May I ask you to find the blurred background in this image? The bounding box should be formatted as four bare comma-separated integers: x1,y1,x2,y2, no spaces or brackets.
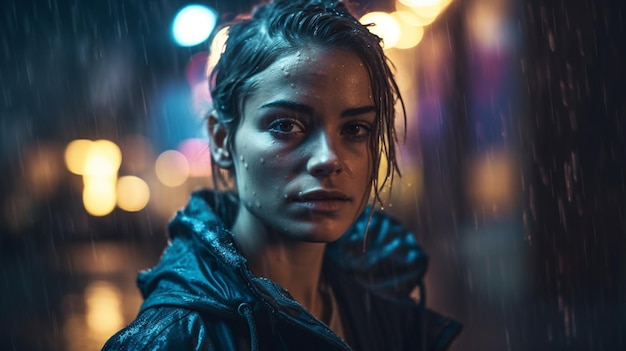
0,0,624,350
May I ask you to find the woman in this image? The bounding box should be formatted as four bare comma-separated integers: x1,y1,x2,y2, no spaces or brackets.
103,0,460,350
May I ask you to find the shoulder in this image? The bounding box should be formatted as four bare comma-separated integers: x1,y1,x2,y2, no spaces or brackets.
102,307,213,351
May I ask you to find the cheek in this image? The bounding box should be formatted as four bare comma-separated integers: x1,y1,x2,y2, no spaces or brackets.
233,139,283,182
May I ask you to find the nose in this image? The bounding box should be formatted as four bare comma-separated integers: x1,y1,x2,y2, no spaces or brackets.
306,132,342,177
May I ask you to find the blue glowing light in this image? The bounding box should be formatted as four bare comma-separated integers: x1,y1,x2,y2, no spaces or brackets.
172,5,217,47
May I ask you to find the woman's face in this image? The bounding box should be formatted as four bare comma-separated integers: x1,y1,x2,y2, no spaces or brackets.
230,47,375,243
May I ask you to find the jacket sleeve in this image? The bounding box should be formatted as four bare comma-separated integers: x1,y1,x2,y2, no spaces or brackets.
101,307,216,351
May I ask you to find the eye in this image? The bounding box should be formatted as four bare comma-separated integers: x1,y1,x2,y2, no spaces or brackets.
342,122,372,140
268,118,305,136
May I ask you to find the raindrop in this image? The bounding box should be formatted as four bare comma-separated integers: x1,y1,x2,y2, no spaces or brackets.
259,157,265,165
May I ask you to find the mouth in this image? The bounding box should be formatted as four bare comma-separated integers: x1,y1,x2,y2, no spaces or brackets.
293,189,351,212
296,189,351,202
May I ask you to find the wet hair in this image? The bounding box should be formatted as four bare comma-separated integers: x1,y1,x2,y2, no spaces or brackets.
208,0,406,207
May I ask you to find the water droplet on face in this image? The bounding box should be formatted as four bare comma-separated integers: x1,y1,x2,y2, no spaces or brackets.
290,83,296,88
259,157,265,165
244,162,249,169
240,155,245,162
283,193,288,199
297,191,303,198
255,200,261,208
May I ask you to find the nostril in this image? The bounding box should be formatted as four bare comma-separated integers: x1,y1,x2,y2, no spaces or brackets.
308,158,342,177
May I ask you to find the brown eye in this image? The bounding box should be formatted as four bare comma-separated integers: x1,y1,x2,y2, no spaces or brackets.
268,118,305,137
275,121,295,132
342,122,372,139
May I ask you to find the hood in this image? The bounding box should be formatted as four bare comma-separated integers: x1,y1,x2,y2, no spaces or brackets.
137,190,252,316
138,190,428,313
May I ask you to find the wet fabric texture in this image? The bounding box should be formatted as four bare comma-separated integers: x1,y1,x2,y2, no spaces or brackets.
102,190,461,350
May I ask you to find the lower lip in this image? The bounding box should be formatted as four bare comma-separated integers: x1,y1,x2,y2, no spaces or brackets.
294,200,348,212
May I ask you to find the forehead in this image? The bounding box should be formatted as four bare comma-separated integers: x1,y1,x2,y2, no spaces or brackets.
273,47,367,79
245,47,374,106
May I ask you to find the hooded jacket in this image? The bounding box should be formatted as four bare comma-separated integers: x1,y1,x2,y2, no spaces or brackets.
103,190,461,351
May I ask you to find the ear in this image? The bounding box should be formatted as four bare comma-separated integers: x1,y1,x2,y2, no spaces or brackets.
208,112,233,169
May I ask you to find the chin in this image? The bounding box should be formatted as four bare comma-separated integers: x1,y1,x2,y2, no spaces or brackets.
290,222,350,243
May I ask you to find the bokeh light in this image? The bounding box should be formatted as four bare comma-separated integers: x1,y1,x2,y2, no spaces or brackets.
391,11,425,49
85,281,124,339
466,151,516,213
178,138,212,177
65,139,95,175
82,140,122,177
467,0,509,49
206,26,230,76
83,177,117,217
172,4,217,47
65,139,122,216
397,0,453,26
116,176,150,212
360,12,401,49
155,150,190,187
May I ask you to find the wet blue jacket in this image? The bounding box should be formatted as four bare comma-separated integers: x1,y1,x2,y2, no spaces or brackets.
102,190,461,350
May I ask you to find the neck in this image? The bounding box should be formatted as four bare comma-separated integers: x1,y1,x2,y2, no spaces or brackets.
232,220,327,318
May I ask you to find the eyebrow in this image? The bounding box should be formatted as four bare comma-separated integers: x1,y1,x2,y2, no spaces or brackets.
260,100,376,118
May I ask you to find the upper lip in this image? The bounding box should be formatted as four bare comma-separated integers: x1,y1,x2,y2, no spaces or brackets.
295,189,351,201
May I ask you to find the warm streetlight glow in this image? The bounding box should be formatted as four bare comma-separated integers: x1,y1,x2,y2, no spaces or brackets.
116,176,150,212
360,12,401,49
155,150,190,187
83,177,117,217
467,0,509,49
65,139,94,175
85,281,124,338
397,0,453,26
65,139,122,176
466,151,516,213
83,140,122,177
66,139,122,216
391,11,425,49
207,26,230,76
